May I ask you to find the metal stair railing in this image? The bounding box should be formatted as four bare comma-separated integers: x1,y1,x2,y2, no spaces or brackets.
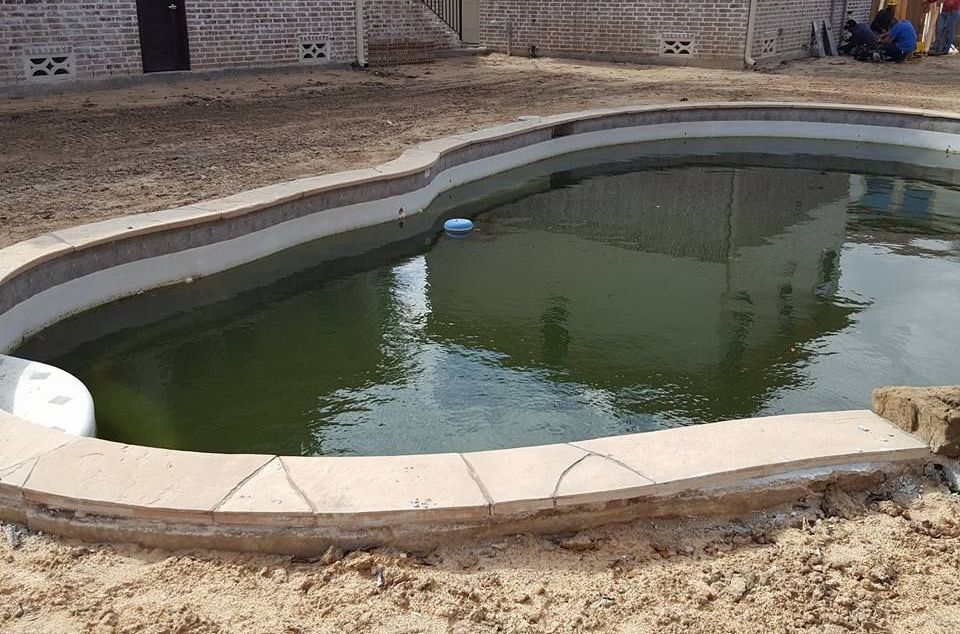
420,0,462,40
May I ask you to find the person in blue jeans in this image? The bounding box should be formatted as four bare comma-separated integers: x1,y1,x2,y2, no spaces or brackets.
877,18,917,61
926,0,960,55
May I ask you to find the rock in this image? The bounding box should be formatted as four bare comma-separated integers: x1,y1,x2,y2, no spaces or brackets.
319,545,344,566
695,586,716,606
821,487,861,520
875,500,904,517
415,579,436,592
468,607,487,623
559,533,596,552
869,565,896,585
590,595,615,609
458,554,480,569
2,525,21,550
725,576,750,602
872,386,960,457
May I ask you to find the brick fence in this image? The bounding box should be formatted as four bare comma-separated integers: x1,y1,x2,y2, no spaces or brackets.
0,0,462,88
1,0,876,89
480,0,872,67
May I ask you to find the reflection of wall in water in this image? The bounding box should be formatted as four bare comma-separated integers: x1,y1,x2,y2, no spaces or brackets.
510,166,852,261
847,173,960,251
424,166,854,408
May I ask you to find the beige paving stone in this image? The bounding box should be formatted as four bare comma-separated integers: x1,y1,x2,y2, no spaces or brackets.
453,119,547,142
462,443,588,514
288,168,384,194
0,234,73,283
0,411,75,472
282,453,488,521
554,454,655,507
0,458,36,508
136,204,223,230
373,149,439,176
51,215,174,249
22,437,272,521
416,137,470,155
214,456,314,525
573,411,930,488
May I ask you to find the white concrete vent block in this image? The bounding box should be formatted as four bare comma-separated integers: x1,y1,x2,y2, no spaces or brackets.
23,47,75,82
299,35,331,64
660,33,696,56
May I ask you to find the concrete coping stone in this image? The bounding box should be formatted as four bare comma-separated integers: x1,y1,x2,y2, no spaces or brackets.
0,409,930,531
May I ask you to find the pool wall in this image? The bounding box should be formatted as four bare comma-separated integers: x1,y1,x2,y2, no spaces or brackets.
0,102,955,552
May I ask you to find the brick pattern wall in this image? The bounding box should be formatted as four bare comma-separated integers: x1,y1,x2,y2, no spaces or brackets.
0,0,142,85
480,0,752,62
0,0,461,86
185,0,360,71
479,0,871,65
752,0,871,61
366,0,462,65
366,0,460,48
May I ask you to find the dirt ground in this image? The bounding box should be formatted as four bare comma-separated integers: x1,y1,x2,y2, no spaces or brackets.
1,472,959,633
4,54,960,633
4,53,960,248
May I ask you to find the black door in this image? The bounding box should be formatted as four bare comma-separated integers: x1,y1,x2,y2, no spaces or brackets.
136,0,190,72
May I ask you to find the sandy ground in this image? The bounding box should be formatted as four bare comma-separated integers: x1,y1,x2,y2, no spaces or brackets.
1,473,959,633
4,54,960,633
4,53,960,248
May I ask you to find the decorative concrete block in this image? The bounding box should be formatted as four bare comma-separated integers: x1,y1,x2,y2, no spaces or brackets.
873,386,960,457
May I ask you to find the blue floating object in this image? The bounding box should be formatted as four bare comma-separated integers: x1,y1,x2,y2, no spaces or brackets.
444,218,474,238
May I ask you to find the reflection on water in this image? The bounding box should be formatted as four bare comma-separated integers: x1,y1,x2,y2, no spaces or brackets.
15,140,960,456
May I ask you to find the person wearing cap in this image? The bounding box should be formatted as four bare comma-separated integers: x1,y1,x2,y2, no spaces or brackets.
926,0,960,55
840,19,879,55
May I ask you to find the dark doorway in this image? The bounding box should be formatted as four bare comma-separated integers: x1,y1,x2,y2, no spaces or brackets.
136,0,190,73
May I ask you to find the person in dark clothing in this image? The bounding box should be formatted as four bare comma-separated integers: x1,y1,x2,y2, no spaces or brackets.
840,19,879,55
871,4,898,33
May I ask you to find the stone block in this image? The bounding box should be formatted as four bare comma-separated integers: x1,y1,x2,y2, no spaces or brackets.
872,386,960,457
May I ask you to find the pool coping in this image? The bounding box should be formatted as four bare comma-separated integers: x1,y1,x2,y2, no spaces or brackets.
0,101,954,551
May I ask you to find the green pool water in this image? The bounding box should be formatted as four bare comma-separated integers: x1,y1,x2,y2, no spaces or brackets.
16,138,960,456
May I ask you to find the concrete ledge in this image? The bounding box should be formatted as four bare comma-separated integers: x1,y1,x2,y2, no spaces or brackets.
0,102,955,551
0,409,932,552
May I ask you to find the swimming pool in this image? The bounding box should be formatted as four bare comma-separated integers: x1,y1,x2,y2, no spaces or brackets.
14,137,960,455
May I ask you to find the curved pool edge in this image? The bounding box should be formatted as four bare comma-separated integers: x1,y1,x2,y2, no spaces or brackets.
0,101,956,551
0,409,934,553
5,101,960,354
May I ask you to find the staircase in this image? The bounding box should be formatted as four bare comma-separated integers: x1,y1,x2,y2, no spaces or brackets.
420,0,462,39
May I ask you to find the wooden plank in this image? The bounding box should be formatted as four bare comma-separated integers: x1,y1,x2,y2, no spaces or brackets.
823,20,839,56
812,20,826,57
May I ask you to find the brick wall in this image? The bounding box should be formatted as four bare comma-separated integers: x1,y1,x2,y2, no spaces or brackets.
0,0,461,87
751,0,871,61
366,0,462,65
185,1,360,71
479,0,870,66
366,0,460,48
0,0,142,85
480,0,752,64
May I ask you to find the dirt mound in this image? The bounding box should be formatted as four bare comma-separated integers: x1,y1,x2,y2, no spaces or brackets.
1,473,958,633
